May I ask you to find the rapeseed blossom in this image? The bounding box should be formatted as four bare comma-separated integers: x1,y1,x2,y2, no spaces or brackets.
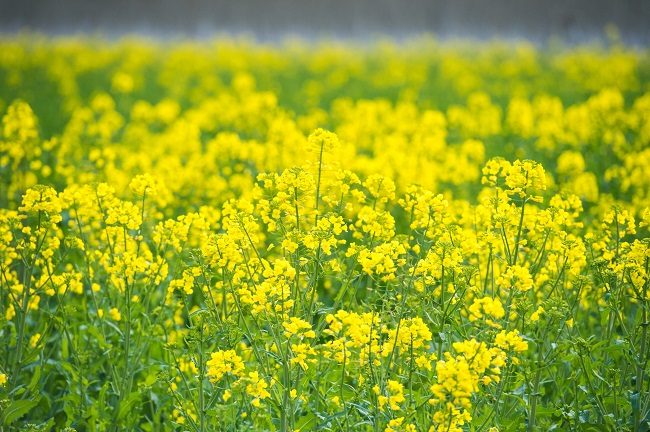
0,36,648,432
245,371,271,401
283,317,315,339
206,350,245,382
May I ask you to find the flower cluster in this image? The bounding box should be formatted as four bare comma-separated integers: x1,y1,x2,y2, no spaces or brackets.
0,35,648,432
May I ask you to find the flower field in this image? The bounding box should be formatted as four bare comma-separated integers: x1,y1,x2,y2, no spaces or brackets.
1,35,650,431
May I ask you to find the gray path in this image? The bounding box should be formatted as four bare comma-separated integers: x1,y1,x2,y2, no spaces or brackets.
1,0,649,45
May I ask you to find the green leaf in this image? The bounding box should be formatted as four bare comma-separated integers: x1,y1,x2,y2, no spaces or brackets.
189,308,209,317
58,361,78,381
86,405,99,431
591,368,607,383
87,325,110,350
1,399,39,425
579,425,611,431
348,402,371,418
143,373,158,387
27,365,42,393
320,409,347,424
533,406,557,417
116,392,141,423
98,381,110,416
104,320,124,337
601,340,627,353
630,390,640,412
61,334,69,358
295,412,317,429
36,418,55,430
22,347,40,364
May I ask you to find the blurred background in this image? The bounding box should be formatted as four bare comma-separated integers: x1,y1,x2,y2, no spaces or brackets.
1,0,649,44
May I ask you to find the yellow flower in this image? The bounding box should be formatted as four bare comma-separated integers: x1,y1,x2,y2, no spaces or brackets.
469,296,506,323
385,417,404,431
504,160,547,201
0,373,7,387
374,380,406,411
530,306,544,322
283,317,315,339
495,330,528,353
290,343,316,370
245,371,271,400
282,239,299,253
207,350,245,382
109,308,121,321
104,199,142,230
129,173,159,197
497,265,534,292
29,333,41,348
19,186,64,224
416,354,433,371
167,270,195,301
363,174,396,204
308,128,340,153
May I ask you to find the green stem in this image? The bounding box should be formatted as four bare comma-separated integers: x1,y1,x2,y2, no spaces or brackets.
578,354,610,422
315,141,325,220
528,340,544,432
294,187,300,232
512,193,527,266
635,285,648,432
438,259,446,360
11,214,46,389
477,362,511,432
199,323,206,432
